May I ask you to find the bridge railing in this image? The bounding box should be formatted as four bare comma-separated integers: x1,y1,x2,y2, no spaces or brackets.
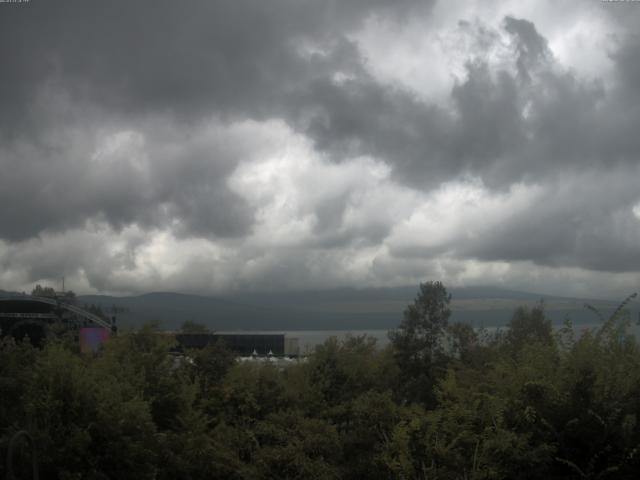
0,295,113,330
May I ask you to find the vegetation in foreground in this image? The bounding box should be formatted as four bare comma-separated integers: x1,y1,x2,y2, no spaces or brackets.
2,282,640,479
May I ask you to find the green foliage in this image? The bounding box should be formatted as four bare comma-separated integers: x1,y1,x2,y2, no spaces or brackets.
25,343,158,479
2,287,640,479
252,412,341,479
306,335,396,405
389,281,452,405
189,339,236,413
391,281,452,357
448,321,482,365
505,303,554,354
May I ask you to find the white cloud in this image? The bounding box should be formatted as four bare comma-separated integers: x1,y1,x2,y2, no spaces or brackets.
354,0,616,102
385,180,542,256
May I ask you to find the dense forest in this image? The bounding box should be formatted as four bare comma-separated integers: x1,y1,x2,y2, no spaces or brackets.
2,282,640,479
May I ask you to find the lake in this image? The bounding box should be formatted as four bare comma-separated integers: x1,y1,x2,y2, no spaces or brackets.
219,320,640,354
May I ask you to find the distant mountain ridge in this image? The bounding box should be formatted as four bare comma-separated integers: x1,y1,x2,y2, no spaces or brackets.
74,286,636,331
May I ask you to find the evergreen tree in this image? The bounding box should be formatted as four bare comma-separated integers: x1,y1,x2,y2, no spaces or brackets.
389,281,451,406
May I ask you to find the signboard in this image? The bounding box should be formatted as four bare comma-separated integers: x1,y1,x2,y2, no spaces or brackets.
79,327,110,354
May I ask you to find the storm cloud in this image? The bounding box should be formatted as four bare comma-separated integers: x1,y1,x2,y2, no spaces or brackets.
1,0,640,297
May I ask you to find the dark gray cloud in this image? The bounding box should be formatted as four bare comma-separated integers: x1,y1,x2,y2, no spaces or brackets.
0,0,429,129
503,16,551,82
458,172,640,273
0,122,254,241
2,3,633,190
1,0,640,295
0,0,430,242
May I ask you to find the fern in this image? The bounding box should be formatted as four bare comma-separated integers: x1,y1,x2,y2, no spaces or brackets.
584,293,637,344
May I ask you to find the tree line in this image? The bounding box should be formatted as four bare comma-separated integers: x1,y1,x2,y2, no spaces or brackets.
1,282,640,479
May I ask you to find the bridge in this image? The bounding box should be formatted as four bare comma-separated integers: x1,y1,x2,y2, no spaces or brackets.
0,295,113,343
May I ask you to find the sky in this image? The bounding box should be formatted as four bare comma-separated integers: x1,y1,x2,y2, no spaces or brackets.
1,0,640,298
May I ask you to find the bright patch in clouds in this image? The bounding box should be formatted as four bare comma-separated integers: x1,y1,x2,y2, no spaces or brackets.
355,0,616,100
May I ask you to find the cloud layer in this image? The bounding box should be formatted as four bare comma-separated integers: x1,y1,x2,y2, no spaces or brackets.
1,0,640,298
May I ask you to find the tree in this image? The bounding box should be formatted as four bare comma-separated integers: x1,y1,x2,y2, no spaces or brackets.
448,321,479,365
506,303,553,354
26,343,159,479
389,281,451,406
191,339,236,395
306,335,393,405
31,284,56,298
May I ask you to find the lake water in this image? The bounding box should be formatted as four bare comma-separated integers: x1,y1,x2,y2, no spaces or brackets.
220,321,640,354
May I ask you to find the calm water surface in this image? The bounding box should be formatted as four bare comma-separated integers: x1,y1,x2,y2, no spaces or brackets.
219,322,640,354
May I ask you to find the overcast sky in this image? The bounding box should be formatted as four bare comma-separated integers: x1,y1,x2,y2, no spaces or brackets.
1,0,640,298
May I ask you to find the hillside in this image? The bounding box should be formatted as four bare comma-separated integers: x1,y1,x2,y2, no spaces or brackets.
76,286,638,331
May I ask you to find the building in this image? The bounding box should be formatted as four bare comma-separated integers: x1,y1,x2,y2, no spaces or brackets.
175,333,300,357
0,294,114,346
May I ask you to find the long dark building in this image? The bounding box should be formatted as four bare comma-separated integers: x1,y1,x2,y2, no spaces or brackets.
175,333,298,356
